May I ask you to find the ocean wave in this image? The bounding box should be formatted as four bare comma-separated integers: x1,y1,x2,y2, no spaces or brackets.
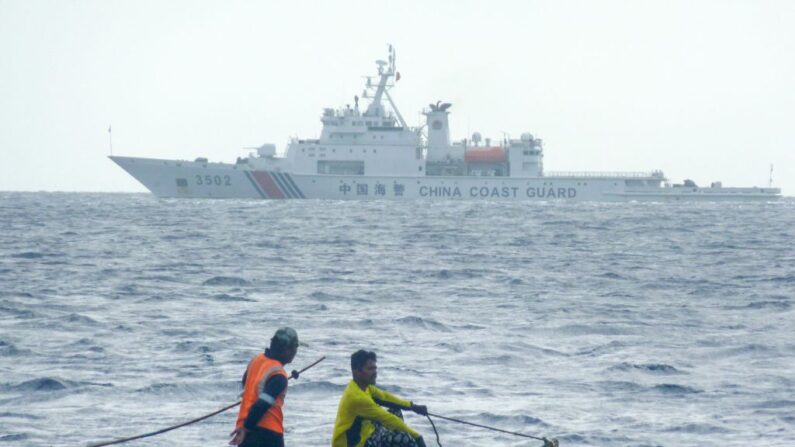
740,300,791,310
596,380,646,393
312,276,358,285
3,377,113,394
453,323,486,330
429,268,492,280
716,343,776,358
134,274,183,283
470,412,545,427
0,412,42,420
514,343,568,357
6,377,68,392
749,399,795,409
576,341,627,356
115,284,141,295
0,340,23,356
309,291,345,301
557,324,633,336
10,252,48,259
63,313,99,325
290,380,347,393
608,362,683,375
394,316,450,331
0,291,34,298
134,382,194,395
506,237,534,247
662,423,729,434
0,305,37,319
0,433,30,442
174,341,217,353
598,272,627,280
254,240,285,249
202,276,251,286
212,293,255,302
479,354,521,365
770,274,795,283
652,384,701,394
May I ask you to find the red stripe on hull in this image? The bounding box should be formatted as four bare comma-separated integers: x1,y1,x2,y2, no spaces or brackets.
251,171,286,199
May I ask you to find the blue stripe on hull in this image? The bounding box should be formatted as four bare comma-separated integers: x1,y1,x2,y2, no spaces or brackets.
282,173,305,199
270,172,295,198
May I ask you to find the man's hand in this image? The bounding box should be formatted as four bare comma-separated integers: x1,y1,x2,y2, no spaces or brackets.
543,438,559,447
228,427,247,445
410,403,428,416
415,436,427,447
291,370,300,379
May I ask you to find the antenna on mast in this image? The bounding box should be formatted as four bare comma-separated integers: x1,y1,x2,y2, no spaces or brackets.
769,164,774,187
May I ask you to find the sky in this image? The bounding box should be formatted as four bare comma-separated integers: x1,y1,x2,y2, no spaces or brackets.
1,0,793,194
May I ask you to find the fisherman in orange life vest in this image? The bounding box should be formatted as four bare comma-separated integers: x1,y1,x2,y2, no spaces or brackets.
230,327,299,447
332,350,429,447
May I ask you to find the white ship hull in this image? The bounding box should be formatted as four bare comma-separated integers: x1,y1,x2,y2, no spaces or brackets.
110,48,782,201
111,156,780,202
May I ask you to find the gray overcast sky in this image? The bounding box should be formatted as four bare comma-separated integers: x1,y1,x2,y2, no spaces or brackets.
1,0,793,195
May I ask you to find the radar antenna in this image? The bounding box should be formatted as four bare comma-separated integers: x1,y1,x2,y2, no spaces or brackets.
769,164,774,188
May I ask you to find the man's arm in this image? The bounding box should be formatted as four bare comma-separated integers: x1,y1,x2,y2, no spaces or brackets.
243,374,287,430
370,387,412,409
371,387,428,415
350,395,421,438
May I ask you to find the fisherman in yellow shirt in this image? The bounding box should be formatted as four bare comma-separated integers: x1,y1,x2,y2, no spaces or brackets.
332,350,428,447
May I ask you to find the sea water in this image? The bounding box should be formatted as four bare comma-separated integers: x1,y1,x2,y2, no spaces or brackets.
1,192,794,447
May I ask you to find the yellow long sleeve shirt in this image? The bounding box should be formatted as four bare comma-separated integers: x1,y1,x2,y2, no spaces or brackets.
332,380,420,447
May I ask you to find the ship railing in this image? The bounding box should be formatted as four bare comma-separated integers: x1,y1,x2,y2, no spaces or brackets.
544,170,665,179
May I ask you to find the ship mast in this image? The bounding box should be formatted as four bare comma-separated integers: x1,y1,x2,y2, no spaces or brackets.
364,45,408,128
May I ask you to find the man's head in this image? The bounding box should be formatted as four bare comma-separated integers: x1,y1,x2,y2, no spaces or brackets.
269,327,299,364
351,350,377,387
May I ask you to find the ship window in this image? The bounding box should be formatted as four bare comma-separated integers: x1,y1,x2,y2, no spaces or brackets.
317,160,364,175
176,178,188,187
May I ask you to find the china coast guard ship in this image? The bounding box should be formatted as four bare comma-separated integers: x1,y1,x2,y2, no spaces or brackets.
111,47,780,201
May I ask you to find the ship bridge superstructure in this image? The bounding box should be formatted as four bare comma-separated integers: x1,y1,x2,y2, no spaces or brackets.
269,45,424,177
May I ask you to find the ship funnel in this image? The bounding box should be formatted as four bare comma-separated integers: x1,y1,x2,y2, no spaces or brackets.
425,101,451,152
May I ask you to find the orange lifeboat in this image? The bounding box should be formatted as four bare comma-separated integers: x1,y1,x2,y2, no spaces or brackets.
465,147,506,163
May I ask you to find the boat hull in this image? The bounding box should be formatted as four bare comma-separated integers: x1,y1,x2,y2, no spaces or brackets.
110,156,781,202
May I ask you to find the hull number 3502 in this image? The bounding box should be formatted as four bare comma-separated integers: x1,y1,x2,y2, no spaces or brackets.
195,174,231,186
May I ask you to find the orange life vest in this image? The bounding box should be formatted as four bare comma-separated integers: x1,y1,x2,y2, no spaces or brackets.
236,354,288,433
